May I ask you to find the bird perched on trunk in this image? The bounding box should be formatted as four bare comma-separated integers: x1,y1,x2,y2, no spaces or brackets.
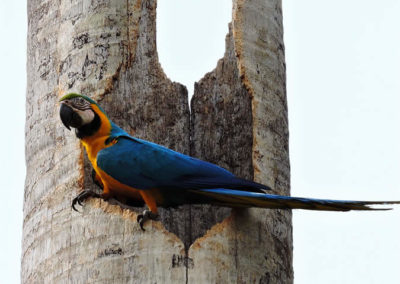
59,93,399,230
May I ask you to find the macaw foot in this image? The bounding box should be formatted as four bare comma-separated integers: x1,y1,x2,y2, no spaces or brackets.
72,190,101,212
137,210,159,231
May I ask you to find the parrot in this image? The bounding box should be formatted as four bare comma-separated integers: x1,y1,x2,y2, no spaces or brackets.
59,93,399,230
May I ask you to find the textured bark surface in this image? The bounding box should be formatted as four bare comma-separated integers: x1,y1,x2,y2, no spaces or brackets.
24,1,187,283
189,1,292,281
189,23,253,249
23,0,292,283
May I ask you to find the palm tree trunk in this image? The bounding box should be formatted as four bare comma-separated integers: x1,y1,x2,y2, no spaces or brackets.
22,0,292,283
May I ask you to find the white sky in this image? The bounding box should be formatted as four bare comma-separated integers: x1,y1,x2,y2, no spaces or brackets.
1,0,399,283
0,2,26,283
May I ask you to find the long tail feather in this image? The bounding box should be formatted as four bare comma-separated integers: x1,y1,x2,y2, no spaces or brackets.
193,188,400,211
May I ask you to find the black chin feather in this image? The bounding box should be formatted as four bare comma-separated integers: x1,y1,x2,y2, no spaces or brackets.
75,112,101,139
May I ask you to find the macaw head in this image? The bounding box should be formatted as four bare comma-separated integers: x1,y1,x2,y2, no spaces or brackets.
59,93,106,138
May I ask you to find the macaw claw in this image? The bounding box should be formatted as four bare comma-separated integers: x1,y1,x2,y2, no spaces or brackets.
137,210,159,231
72,190,101,212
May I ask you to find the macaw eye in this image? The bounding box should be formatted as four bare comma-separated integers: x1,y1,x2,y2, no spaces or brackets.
74,97,87,106
71,97,89,110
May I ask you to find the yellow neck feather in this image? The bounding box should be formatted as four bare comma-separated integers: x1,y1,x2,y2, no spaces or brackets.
81,104,112,163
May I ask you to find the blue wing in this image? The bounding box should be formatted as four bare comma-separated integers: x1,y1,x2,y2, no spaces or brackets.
97,135,269,192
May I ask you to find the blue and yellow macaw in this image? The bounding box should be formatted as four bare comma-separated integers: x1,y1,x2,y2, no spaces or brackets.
59,93,399,230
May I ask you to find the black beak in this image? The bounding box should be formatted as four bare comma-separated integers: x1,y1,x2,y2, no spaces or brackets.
60,103,73,130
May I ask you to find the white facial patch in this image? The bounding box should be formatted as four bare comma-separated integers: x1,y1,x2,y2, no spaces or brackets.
76,108,95,125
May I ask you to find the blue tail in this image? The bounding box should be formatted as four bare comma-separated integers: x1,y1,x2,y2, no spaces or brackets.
192,188,400,211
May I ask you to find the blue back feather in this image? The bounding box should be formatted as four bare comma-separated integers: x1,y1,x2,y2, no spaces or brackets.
97,134,255,190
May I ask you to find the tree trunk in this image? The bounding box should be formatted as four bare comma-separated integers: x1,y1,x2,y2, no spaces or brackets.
22,0,292,283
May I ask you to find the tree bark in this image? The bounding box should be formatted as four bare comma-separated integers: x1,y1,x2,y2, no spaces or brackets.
23,0,292,283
